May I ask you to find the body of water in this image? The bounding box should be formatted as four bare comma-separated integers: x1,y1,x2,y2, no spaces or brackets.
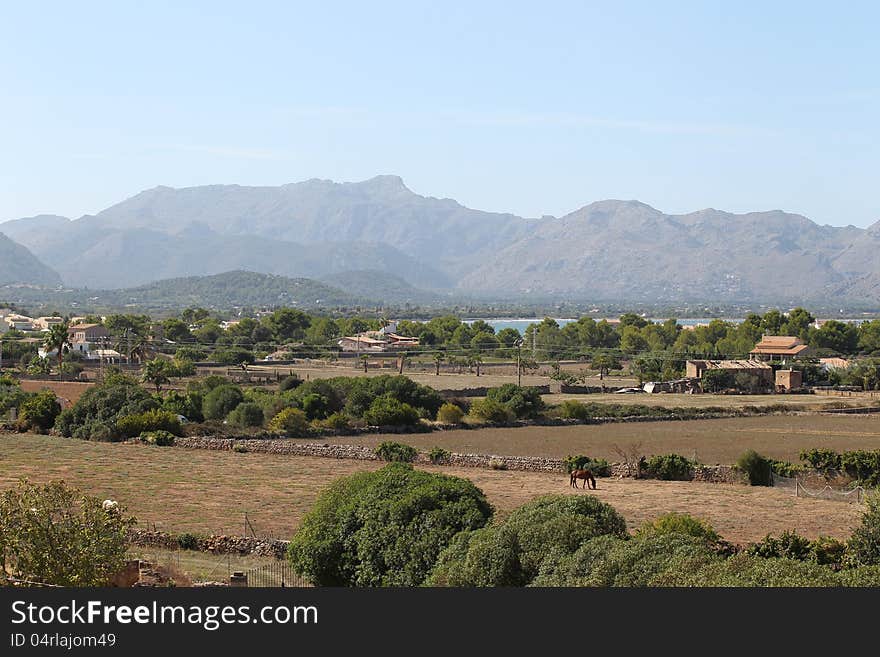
465,317,744,335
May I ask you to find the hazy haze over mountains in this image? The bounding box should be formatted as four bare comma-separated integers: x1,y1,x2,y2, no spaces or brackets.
2,176,879,305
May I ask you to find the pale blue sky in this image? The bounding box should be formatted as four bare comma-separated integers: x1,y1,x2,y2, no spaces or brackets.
2,1,878,227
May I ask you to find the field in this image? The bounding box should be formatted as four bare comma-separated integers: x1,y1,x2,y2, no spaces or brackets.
320,414,880,464
0,433,867,545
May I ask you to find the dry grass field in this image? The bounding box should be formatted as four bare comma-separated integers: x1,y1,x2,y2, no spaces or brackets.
322,414,880,464
0,433,868,545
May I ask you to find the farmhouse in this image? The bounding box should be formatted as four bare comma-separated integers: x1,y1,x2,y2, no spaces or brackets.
33,316,65,331
685,359,774,384
749,335,811,361
67,323,111,358
775,369,803,392
3,314,35,331
338,335,388,353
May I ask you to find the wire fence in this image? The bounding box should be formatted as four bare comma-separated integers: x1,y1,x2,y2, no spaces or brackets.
243,561,312,587
772,471,867,504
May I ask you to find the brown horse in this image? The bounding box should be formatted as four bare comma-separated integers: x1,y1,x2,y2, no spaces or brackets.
570,468,596,490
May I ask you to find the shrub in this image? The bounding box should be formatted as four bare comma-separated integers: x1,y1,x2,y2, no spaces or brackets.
489,458,508,470
436,403,464,424
485,384,545,419
227,402,265,428
233,443,249,453
314,412,352,433
737,449,773,486
374,441,418,463
429,446,452,465
213,347,255,365
175,346,206,362
301,393,331,420
18,390,61,433
556,400,593,421
747,531,812,561
278,374,303,392
643,453,694,481
287,463,492,586
54,381,157,440
161,390,204,423
538,533,721,587
429,494,628,587
116,409,182,438
635,512,720,544
847,495,880,566
202,384,244,421
800,448,842,471
139,430,176,446
0,479,135,586
176,532,200,551
268,408,310,437
564,454,611,477
362,395,419,427
468,398,516,424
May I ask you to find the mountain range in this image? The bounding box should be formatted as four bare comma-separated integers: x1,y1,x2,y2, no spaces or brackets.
2,175,879,305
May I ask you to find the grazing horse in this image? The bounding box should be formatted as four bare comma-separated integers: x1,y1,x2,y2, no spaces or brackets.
569,468,596,490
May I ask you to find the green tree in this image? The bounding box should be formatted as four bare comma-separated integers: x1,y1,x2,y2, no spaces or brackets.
202,384,244,420
42,321,70,380
0,479,135,586
18,390,62,432
141,358,172,394
287,463,492,586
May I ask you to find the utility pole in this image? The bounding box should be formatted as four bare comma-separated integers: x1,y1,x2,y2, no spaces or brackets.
515,338,524,387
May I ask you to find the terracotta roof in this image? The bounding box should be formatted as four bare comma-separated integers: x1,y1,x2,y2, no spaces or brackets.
750,344,810,356
339,335,387,345
68,323,103,330
752,335,803,349
689,359,772,370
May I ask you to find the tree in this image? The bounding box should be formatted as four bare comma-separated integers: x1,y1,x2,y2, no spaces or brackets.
42,321,70,380
0,479,135,586
141,358,172,394
467,352,483,377
287,463,492,586
202,384,244,420
590,352,621,380
433,351,445,375
18,390,62,432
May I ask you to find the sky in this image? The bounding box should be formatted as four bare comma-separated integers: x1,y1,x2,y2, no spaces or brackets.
2,1,879,227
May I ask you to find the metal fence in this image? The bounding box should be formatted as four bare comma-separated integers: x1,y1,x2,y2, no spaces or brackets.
243,561,312,587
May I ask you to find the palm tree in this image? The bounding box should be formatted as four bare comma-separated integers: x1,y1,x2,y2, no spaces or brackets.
359,354,370,373
141,359,171,395
433,352,445,376
469,353,483,377
43,322,70,381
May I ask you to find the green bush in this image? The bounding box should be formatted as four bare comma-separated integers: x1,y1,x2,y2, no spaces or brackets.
278,374,303,392
643,453,694,481
202,384,244,421
268,407,310,437
314,412,352,432
227,402,265,428
139,430,176,446
18,390,61,433
301,393,330,420
54,381,157,441
436,402,464,424
847,495,880,566
213,347,255,365
737,449,773,486
287,463,492,586
468,398,516,424
374,441,418,463
635,512,720,544
537,533,721,587
564,454,611,477
556,400,593,421
161,390,204,423
485,384,545,419
362,395,420,427
176,532,200,550
429,494,628,587
747,531,812,561
116,409,182,439
233,443,249,453
429,446,452,465
489,458,508,470
800,448,842,471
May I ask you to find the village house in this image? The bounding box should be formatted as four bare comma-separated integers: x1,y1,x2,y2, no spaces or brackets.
3,314,35,331
67,323,111,358
337,334,388,353
685,359,774,385
33,316,66,331
749,335,811,361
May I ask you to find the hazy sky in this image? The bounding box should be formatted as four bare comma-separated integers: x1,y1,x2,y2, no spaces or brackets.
2,1,879,227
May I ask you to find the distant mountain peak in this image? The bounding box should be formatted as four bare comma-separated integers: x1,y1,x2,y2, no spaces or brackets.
355,174,411,193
